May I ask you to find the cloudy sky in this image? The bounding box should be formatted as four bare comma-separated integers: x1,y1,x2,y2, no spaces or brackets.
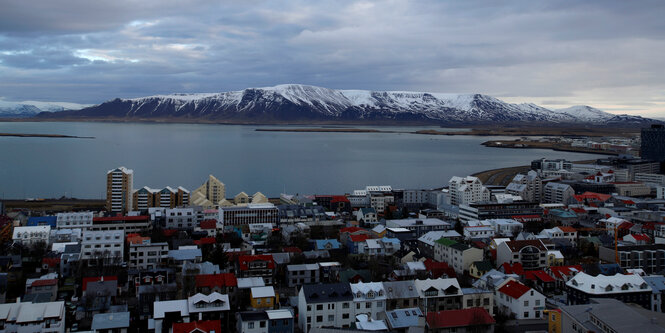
1,0,664,116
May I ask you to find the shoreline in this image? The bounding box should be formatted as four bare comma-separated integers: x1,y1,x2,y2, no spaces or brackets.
481,140,619,156
0,133,94,139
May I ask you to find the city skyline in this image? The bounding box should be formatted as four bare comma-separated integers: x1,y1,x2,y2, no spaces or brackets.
1,1,665,117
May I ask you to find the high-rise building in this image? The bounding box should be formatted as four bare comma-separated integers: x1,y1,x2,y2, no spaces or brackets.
106,166,133,214
641,124,665,162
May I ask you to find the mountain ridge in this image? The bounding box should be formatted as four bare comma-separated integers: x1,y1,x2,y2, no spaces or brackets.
35,84,656,125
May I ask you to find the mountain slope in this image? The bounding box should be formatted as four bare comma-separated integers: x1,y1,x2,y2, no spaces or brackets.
0,100,90,117
36,84,654,125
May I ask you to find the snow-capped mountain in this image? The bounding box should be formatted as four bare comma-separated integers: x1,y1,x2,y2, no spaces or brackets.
0,100,90,117
37,84,654,125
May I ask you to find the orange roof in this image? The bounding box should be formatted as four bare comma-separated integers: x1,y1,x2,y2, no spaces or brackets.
557,226,577,233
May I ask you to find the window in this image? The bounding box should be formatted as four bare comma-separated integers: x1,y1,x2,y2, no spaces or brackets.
524,312,529,318
316,316,323,322
260,321,266,328
317,304,323,311
357,303,360,310
467,299,473,307
343,313,349,319
366,302,372,309
535,300,540,306
524,300,529,306
328,315,334,321
342,302,349,309
248,322,254,329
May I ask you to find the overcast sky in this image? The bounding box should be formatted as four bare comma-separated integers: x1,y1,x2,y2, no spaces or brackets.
1,0,664,116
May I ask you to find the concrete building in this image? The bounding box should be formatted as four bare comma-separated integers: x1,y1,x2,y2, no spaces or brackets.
448,176,490,206
382,280,420,310
600,244,665,274
458,201,543,223
414,278,463,313
642,124,665,163
433,238,483,274
219,204,279,228
566,272,652,310
506,171,543,202
543,182,575,204
165,207,202,230
132,186,190,211
56,211,93,229
190,174,226,209
496,240,548,270
286,264,320,288
386,218,451,238
129,242,169,270
81,230,124,266
12,225,51,247
106,166,133,214
635,173,665,186
350,282,387,320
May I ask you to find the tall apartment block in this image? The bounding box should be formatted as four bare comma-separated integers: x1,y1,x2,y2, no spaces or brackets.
642,125,665,161
132,186,190,211
106,166,134,215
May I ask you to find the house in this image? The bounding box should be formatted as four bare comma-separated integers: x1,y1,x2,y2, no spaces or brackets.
496,240,548,270
463,226,495,240
358,238,400,258
469,261,493,279
461,287,494,315
386,218,451,238
250,286,278,310
297,283,354,333
433,238,483,274
548,265,583,290
425,308,495,333
266,309,295,333
414,278,463,313
418,231,463,258
237,311,269,333
286,264,320,288
524,270,556,295
350,282,387,320
153,293,230,333
496,279,546,319
314,239,342,251
238,255,276,285
547,250,564,266
382,280,420,310
91,312,130,333
339,227,373,245
356,208,378,227
195,273,238,296
12,225,51,248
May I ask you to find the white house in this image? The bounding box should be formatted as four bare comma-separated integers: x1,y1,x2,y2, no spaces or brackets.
495,279,545,319
448,176,491,206
350,282,387,320
463,226,495,240
0,300,65,333
128,242,169,270
414,278,463,313
81,230,124,265
56,211,93,229
297,283,355,333
433,238,483,274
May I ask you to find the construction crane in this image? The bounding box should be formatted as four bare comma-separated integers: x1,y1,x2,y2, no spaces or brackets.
576,224,619,264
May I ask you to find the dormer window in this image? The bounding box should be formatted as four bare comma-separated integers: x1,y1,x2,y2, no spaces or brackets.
367,291,374,298
605,285,613,291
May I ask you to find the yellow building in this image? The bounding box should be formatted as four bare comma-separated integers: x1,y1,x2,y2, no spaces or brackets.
191,175,226,209
469,261,493,279
250,286,278,309
106,166,133,214
544,309,562,333
548,250,564,267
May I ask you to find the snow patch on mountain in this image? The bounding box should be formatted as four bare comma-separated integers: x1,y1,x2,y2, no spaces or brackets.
0,100,91,117
552,105,613,121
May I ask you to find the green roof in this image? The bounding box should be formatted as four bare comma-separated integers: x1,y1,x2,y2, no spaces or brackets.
435,238,457,246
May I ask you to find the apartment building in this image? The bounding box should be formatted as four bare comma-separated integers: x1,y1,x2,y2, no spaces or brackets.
0,300,65,333
286,264,320,288
458,201,543,223
219,204,279,228
106,166,133,214
382,280,420,310
566,272,652,309
81,230,124,265
12,225,51,247
350,282,387,320
414,278,463,313
386,218,451,238
190,174,226,209
448,176,491,206
496,240,548,270
543,182,575,204
132,186,190,211
56,211,93,229
600,244,665,274
129,242,169,270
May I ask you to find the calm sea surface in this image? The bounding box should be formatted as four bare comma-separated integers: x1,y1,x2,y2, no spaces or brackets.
0,122,607,199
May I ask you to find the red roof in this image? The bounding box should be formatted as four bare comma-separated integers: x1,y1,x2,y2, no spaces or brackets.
622,200,636,205
200,220,217,229
618,222,635,230
331,195,350,203
557,226,577,233
162,229,178,237
82,276,118,291
423,259,457,278
549,265,584,280
282,247,303,253
498,280,532,299
93,215,149,222
502,262,524,275
426,308,495,329
173,320,222,333
571,207,587,214
629,233,650,241
340,227,365,234
42,257,60,267
573,192,612,203
350,234,371,242
31,279,57,287
238,255,275,271
525,270,555,283
194,237,216,245
472,241,488,249
195,273,237,289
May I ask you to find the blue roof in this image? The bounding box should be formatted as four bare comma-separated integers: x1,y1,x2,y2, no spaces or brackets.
315,239,341,250
643,276,665,293
168,249,202,261
91,312,130,329
385,307,423,328
549,209,577,218
381,238,400,244
27,216,57,227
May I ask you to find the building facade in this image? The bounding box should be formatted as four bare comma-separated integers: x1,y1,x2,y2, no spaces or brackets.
106,166,133,214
